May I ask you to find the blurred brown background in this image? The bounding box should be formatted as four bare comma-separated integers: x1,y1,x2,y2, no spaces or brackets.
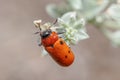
0,0,120,80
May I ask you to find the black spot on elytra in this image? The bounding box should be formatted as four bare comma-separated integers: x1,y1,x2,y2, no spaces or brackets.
60,40,64,45
50,44,54,48
68,50,70,53
65,55,68,58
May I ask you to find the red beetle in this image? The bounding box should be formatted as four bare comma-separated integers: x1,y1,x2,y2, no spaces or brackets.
34,20,74,67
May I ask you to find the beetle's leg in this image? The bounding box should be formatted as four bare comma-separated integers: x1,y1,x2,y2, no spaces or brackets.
53,19,58,25
36,37,42,47
57,31,65,34
56,27,66,34
34,32,39,34
38,43,42,46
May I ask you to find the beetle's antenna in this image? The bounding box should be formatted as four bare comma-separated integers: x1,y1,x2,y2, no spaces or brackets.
38,25,41,31
33,20,42,31
53,19,58,25
33,20,43,35
46,19,57,31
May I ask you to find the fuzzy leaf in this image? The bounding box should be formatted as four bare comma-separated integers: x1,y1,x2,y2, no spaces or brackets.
58,12,89,45
46,4,61,18
109,31,120,47
66,0,82,10
108,4,120,20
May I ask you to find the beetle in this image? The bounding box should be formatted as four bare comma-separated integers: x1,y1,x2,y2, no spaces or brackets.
34,20,74,67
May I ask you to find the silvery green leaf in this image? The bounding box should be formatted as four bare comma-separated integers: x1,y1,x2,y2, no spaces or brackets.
60,11,76,24
84,0,110,20
57,18,69,28
58,11,89,45
102,20,120,29
66,0,82,10
109,31,120,47
46,4,72,18
73,18,85,29
78,28,89,40
107,4,120,21
46,4,62,18
81,0,99,10
95,15,104,24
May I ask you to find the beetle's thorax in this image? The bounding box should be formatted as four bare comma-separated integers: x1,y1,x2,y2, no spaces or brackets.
40,29,52,39
41,31,59,47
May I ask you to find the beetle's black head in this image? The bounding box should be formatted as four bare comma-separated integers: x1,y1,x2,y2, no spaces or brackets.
40,29,52,38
